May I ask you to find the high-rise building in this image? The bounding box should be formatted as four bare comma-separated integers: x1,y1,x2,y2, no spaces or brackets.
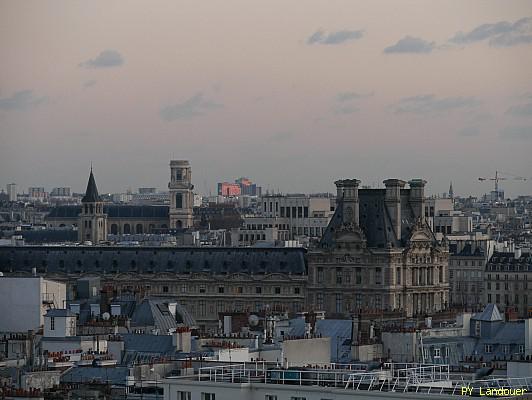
168,160,194,229
217,182,241,197
50,187,71,197
78,168,107,243
6,183,17,202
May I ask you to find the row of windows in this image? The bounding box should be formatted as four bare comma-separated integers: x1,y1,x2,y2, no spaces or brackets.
162,284,301,295
487,281,529,290
487,293,529,305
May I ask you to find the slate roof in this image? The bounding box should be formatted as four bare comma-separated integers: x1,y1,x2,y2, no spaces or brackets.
320,189,432,249
131,299,178,333
20,229,78,243
449,243,485,257
61,366,129,385
46,205,170,219
472,304,503,322
0,246,307,275
82,170,102,203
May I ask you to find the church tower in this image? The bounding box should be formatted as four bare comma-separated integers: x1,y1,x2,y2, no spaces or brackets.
78,167,107,244
168,160,194,229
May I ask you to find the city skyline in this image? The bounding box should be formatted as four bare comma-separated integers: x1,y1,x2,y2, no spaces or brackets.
1,1,532,196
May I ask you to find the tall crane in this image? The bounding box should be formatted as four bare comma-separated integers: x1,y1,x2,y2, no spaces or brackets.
478,170,529,196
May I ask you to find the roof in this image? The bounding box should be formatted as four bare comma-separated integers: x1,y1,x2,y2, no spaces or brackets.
82,169,102,203
472,304,503,322
320,189,435,249
131,299,179,333
46,205,170,219
61,367,129,385
45,309,76,317
0,246,307,275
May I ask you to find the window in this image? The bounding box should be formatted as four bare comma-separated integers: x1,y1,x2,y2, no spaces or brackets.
175,193,183,208
294,287,300,294
336,268,342,284
316,293,324,309
355,268,362,284
317,267,324,283
280,207,285,217
163,286,169,293
291,397,306,400
503,345,510,354
304,206,309,218
375,268,382,285
202,393,215,400
199,285,206,293
519,345,525,353
265,396,277,400
335,294,343,313
485,344,492,354
434,348,441,358
274,287,281,294
256,286,262,294
298,206,303,218
178,392,191,400
181,284,187,293
50,317,55,331
218,286,224,294
237,287,243,294
396,267,401,284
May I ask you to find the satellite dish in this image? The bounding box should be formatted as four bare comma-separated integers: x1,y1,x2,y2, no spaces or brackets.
248,314,259,327
102,312,110,321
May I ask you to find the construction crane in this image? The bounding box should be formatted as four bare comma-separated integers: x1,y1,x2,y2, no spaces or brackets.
478,170,529,194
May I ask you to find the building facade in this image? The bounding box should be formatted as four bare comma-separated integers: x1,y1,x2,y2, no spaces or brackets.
168,160,194,229
307,179,450,318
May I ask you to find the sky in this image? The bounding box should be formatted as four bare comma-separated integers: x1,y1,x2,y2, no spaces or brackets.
1,0,532,197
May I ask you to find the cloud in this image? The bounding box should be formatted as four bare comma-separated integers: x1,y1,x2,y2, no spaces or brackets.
392,94,480,114
80,50,124,68
500,126,532,140
506,103,532,117
458,126,480,137
450,17,532,47
384,36,435,53
0,90,47,111
160,93,223,121
335,92,373,102
83,80,97,88
307,29,364,45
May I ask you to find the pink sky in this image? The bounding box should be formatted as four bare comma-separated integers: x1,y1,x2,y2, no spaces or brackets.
1,0,532,196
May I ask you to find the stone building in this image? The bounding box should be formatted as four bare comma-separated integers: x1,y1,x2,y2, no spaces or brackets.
0,246,307,331
307,178,450,318
78,168,107,243
484,250,531,318
168,160,194,229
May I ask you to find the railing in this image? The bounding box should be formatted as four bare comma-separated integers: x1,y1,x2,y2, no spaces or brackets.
192,362,532,395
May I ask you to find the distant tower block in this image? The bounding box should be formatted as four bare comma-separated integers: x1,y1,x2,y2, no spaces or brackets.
168,160,194,229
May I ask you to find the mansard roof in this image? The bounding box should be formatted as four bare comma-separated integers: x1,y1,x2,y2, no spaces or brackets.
0,246,307,276
46,205,170,219
320,188,434,249
82,169,101,203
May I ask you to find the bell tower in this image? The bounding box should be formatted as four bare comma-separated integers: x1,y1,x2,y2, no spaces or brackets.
78,167,107,244
168,160,194,229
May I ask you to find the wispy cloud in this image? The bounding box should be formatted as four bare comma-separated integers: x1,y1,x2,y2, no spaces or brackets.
392,94,480,114
458,126,480,137
506,102,532,117
384,36,435,54
307,29,364,45
0,90,48,111
80,50,124,68
160,93,223,121
332,91,372,115
450,17,532,47
500,126,532,140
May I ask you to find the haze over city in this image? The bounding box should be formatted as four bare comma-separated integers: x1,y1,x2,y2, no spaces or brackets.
1,0,532,196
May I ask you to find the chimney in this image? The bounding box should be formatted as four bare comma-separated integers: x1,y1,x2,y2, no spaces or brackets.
336,179,360,226
408,179,427,222
384,179,406,240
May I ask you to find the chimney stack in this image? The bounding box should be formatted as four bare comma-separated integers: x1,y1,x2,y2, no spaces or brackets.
408,179,427,222
336,179,360,226
384,179,406,240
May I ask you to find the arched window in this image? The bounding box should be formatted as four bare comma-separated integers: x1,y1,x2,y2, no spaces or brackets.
89,204,94,214
176,220,183,228
136,224,143,234
175,193,183,208
123,224,131,234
